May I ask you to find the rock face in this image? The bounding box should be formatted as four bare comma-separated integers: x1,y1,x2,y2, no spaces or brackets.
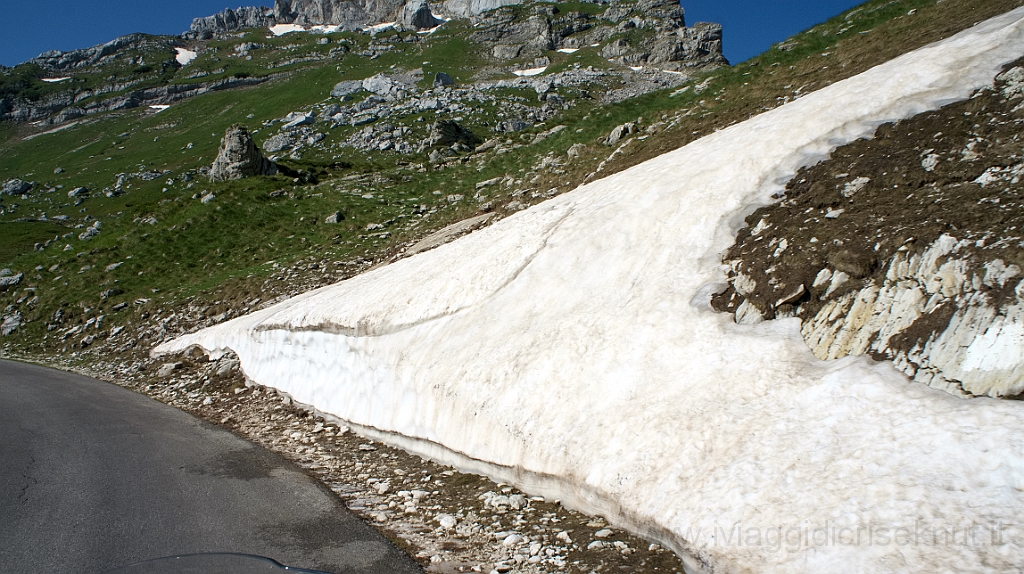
2,74,269,126
467,0,726,69
800,235,1024,398
442,0,519,18
400,0,443,30
712,62,1024,399
187,6,274,39
186,0,407,37
209,125,278,181
6,0,726,128
29,34,174,71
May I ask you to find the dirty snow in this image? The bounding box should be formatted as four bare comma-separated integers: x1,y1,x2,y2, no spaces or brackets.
175,48,197,66
157,8,1024,574
269,24,306,36
362,21,397,34
512,67,547,77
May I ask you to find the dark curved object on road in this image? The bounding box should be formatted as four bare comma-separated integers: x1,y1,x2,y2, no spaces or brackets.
104,553,329,573
0,359,422,574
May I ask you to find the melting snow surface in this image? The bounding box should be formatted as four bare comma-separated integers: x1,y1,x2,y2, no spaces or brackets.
41,77,70,83
157,9,1024,574
269,24,306,36
149,105,170,112
362,21,397,33
512,66,547,77
557,48,579,54
175,48,197,66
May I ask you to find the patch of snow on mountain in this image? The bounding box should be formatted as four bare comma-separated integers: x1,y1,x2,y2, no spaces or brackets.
175,48,197,66
269,24,306,36
156,8,1024,574
512,66,547,77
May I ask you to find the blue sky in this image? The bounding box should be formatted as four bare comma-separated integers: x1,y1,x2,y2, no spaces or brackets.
0,1,865,68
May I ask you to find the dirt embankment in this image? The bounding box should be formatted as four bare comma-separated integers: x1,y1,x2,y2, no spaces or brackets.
713,58,1024,399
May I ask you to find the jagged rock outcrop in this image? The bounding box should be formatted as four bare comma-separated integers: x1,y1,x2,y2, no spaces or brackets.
471,10,553,59
29,34,177,71
209,125,278,181
468,0,726,68
441,0,519,18
5,0,723,128
2,75,270,125
799,235,1024,398
186,0,407,37
712,62,1024,399
186,6,275,40
647,22,725,69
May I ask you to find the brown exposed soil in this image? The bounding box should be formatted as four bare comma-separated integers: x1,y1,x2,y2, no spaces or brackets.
712,57,1024,383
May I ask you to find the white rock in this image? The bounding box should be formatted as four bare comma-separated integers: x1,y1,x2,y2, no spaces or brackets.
435,514,457,529
841,176,870,197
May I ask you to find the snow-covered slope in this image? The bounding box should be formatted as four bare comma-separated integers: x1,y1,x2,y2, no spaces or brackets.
156,9,1024,573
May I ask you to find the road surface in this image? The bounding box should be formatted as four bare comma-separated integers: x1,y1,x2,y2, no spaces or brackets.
0,359,422,574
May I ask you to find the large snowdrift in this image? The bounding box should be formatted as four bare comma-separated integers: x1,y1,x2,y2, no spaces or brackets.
156,9,1024,573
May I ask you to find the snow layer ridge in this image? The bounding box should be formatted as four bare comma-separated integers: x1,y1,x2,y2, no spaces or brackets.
255,201,576,336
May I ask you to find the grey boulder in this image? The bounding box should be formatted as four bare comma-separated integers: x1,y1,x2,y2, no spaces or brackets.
425,119,477,148
331,80,364,98
0,272,23,290
400,0,443,30
263,133,297,153
2,179,34,196
433,72,455,87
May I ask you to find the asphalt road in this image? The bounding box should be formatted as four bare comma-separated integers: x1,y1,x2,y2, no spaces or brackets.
0,359,422,574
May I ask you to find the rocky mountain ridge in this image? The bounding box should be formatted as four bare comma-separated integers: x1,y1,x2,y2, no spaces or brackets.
2,0,724,129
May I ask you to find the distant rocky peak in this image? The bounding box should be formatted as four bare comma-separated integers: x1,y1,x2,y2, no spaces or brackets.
441,0,521,19
29,33,177,71
187,0,411,37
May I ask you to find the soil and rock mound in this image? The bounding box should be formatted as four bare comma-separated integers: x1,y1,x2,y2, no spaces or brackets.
713,58,1024,399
